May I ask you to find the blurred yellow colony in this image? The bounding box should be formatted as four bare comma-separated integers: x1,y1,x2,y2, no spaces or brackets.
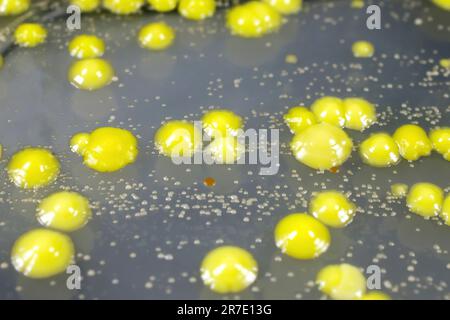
68,58,115,91
0,54,3,70
11,229,74,279
263,0,302,15
432,0,450,10
311,96,346,127
429,127,450,161
406,183,443,218
200,246,258,293
309,191,357,228
202,109,243,138
290,123,353,170
148,0,178,12
343,98,376,131
316,263,366,300
391,183,408,198
70,127,139,172
69,35,105,59
14,23,47,48
0,0,29,15
138,22,175,51
37,191,92,232
352,41,375,58
359,133,400,167
203,136,244,164
7,148,60,189
155,121,201,158
393,124,432,161
226,1,282,38
178,0,216,20
103,0,144,14
70,0,100,12
361,291,391,300
274,213,330,259
283,106,316,134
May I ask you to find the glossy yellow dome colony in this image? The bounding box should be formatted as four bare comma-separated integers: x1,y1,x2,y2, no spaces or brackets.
432,0,450,10
440,195,450,226
309,191,357,228
359,133,400,167
393,124,432,161
290,123,353,170
0,0,29,15
202,109,243,138
316,263,366,300
406,183,443,218
178,0,215,20
283,106,317,134
361,291,391,300
68,35,105,59
68,58,115,91
226,1,282,38
262,0,302,15
343,98,376,131
155,121,201,158
138,22,175,51
274,213,330,259
200,246,258,294
14,23,47,48
8,148,60,189
204,136,244,164
103,0,144,14
391,183,408,198
71,127,138,172
70,0,100,12
37,192,92,232
147,0,178,12
352,41,375,58
311,96,346,127
430,127,450,161
11,229,74,279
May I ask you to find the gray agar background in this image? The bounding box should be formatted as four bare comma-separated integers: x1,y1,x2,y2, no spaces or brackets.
0,0,449,299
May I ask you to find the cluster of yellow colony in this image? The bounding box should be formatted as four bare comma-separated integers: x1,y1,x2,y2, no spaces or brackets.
148,0,178,12
70,0,100,12
103,0,144,14
309,191,357,228
226,1,282,38
275,213,330,259
68,35,105,59
68,58,115,90
200,246,258,293
0,0,29,15
37,192,92,232
359,133,400,167
154,110,244,164
138,22,176,51
432,0,450,10
14,23,48,48
11,229,74,279
70,127,139,172
290,123,353,171
7,148,60,189
352,40,375,58
178,0,215,20
316,263,390,300
429,127,450,161
262,0,302,15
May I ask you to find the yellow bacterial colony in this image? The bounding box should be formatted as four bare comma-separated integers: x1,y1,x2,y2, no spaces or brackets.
309,191,357,228
70,0,100,12
203,136,244,164
147,0,178,12
429,127,450,161
0,0,30,15
103,0,144,14
441,195,450,226
68,58,115,91
391,183,409,198
352,41,375,58
432,0,450,10
393,124,432,161
406,183,443,218
274,213,330,259
359,133,400,167
226,1,282,38
138,22,175,51
361,291,391,300
68,35,105,59
155,121,201,158
37,191,92,232
202,109,243,138
14,23,47,48
8,148,60,189
263,0,302,15
11,229,74,279
70,127,139,172
290,123,353,170
283,106,317,134
311,96,345,127
316,263,366,300
200,246,258,293
178,0,216,20
343,98,376,131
